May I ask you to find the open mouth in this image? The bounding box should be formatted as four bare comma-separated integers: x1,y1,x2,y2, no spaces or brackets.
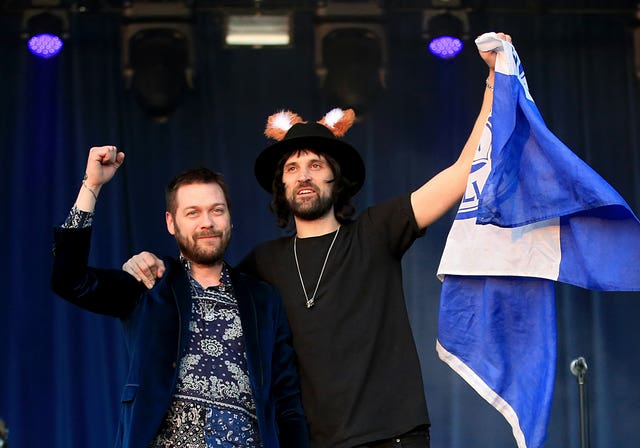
297,188,316,196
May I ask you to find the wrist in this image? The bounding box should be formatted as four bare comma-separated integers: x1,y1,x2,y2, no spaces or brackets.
82,174,102,195
486,68,495,80
82,181,99,200
81,173,101,201
485,79,494,91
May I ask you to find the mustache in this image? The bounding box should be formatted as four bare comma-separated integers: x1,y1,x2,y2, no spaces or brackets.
297,180,322,191
298,178,334,187
194,229,224,239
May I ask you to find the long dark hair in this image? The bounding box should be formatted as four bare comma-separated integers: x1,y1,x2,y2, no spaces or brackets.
269,150,357,229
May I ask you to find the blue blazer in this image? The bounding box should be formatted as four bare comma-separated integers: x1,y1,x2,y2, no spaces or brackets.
51,227,309,448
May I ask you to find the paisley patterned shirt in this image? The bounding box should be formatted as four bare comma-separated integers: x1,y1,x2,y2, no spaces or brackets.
62,207,262,447
62,205,93,228
150,263,262,447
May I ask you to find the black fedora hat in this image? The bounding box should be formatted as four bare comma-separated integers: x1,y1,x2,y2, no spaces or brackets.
254,121,365,195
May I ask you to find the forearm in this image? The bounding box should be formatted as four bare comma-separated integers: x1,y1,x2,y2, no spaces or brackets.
51,227,142,317
453,31,510,174
454,68,495,172
52,145,135,316
410,68,495,229
75,176,101,213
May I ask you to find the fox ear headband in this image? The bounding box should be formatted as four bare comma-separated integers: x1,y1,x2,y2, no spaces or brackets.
264,108,356,141
254,108,365,195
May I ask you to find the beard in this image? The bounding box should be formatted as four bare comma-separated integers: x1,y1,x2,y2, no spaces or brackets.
288,182,335,221
174,224,231,266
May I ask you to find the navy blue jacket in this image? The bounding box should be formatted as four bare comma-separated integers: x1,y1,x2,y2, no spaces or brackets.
51,227,309,448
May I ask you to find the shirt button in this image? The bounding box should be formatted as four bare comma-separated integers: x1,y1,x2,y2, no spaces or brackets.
172,361,177,368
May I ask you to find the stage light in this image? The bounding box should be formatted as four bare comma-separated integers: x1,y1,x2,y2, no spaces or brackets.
126,28,192,120
224,13,292,47
121,2,195,121
422,9,469,60
23,10,68,59
315,1,387,114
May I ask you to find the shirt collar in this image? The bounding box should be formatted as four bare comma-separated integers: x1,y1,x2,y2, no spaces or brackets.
180,256,232,290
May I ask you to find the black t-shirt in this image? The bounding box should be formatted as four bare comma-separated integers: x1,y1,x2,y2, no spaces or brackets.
238,195,430,447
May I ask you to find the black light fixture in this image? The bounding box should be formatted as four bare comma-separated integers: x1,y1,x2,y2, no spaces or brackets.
22,9,69,59
422,0,469,60
315,0,387,115
121,2,195,122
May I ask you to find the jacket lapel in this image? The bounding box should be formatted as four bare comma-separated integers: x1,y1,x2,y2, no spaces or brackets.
230,269,264,389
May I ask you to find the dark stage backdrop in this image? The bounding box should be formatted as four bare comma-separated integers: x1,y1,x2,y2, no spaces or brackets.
1,2,639,447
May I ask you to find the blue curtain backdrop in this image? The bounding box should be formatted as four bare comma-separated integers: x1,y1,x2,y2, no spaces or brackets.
1,1,639,447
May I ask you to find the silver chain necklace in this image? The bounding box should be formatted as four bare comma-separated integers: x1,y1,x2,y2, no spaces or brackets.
293,226,340,309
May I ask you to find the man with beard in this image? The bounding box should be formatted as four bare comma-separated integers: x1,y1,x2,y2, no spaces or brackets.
50,145,309,448
124,33,509,447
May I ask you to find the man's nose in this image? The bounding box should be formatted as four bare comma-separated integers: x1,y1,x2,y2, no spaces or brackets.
200,213,216,228
297,168,311,182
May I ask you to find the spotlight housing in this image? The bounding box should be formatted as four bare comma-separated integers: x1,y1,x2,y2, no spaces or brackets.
22,10,69,59
127,28,192,120
121,2,195,121
422,9,469,60
315,1,387,115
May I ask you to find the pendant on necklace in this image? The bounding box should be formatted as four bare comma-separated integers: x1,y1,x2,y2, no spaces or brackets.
294,226,341,309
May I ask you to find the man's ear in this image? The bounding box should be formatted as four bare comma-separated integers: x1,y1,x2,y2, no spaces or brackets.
166,211,175,235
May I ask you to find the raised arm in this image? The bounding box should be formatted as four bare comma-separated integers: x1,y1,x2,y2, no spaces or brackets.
410,32,511,230
51,145,141,317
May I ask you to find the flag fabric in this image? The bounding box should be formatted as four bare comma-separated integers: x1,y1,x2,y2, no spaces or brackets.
436,32,640,448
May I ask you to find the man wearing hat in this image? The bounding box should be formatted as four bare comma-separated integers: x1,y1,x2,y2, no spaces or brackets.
124,32,509,447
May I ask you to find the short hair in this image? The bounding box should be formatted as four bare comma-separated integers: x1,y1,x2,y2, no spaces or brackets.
165,167,231,214
269,150,356,229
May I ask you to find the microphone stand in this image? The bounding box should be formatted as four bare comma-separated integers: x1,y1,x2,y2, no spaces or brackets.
570,356,589,448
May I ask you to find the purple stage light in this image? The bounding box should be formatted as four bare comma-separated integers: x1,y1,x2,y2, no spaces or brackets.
27,33,63,59
428,35,463,59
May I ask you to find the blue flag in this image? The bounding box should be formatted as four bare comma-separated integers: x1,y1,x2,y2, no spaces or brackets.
437,33,640,448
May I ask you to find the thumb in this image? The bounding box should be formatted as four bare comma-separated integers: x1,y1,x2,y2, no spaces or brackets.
156,259,166,278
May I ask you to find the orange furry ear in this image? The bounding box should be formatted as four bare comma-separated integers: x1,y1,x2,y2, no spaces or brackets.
318,108,356,137
265,111,305,141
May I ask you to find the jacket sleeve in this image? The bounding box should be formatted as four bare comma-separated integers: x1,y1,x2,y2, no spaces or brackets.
271,293,310,448
50,226,145,318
